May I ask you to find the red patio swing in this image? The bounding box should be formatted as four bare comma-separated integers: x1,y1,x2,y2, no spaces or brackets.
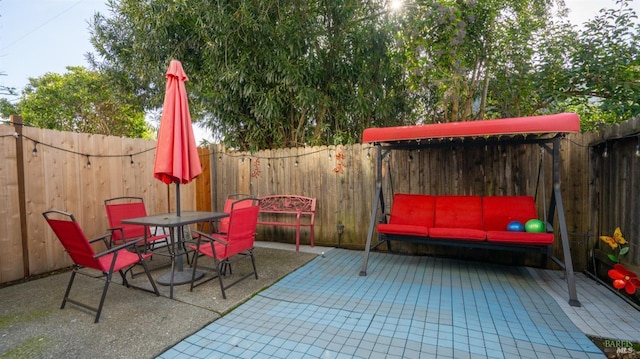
359,113,582,307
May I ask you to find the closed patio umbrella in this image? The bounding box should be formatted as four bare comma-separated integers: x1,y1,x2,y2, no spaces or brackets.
154,59,202,209
153,59,203,285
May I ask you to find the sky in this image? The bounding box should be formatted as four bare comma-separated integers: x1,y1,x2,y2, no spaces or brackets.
0,0,631,141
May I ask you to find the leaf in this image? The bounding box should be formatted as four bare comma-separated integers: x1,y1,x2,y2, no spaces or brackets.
619,247,630,256
607,254,619,262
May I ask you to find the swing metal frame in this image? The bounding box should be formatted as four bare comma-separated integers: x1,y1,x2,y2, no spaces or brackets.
359,113,582,307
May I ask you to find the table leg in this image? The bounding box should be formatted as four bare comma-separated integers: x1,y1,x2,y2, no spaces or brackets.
156,225,204,298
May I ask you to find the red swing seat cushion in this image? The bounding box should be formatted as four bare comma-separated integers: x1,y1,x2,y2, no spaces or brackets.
377,194,435,236
483,196,554,245
429,196,486,240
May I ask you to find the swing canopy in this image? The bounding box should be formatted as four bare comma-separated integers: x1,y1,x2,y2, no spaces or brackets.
359,112,582,307
362,113,580,145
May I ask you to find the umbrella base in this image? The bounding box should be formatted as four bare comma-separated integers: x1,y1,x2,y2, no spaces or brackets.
157,268,204,286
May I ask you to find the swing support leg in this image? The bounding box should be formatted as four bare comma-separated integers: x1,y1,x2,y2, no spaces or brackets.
552,138,581,307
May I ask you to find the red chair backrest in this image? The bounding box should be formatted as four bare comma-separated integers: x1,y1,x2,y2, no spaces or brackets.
104,201,151,243
223,200,260,257
45,216,106,272
218,198,254,234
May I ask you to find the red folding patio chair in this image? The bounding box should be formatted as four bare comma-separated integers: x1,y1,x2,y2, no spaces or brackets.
104,196,170,252
43,210,160,323
189,198,260,299
216,193,253,234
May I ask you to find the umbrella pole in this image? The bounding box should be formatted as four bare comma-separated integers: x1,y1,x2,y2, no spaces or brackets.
157,182,204,289
176,182,181,216
176,182,183,271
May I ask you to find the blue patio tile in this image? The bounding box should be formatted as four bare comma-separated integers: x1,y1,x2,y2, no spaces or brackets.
313,339,331,349
303,345,324,357
468,343,487,356
157,250,608,359
453,348,472,359
157,348,180,359
272,347,294,359
485,347,506,359
354,347,373,358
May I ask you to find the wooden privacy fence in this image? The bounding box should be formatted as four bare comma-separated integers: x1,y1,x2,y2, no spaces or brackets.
0,121,196,284
2,117,638,284
203,128,627,273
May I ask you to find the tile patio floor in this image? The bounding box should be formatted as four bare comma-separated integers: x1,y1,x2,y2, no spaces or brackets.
158,247,640,358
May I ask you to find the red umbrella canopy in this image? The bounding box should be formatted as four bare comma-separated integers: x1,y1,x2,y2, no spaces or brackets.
153,60,202,184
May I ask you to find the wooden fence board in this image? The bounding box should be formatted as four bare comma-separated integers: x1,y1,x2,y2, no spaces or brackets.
0,125,23,283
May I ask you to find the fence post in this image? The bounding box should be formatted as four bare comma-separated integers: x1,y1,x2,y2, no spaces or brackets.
10,115,30,277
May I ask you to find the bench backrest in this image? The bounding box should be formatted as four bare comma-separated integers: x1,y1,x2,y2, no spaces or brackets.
259,195,316,213
482,196,538,231
388,194,435,227
434,195,483,230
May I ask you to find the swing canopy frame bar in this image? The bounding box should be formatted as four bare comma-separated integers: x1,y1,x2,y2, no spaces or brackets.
360,112,582,307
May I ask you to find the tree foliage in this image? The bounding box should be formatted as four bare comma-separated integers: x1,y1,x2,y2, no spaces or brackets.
88,0,640,149
90,0,409,150
560,0,640,130
16,66,151,138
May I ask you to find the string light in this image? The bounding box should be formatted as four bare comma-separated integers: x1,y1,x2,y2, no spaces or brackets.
602,143,609,158
6,134,155,166
294,158,299,167
635,136,640,158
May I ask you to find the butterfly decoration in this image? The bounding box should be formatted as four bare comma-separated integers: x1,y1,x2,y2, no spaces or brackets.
599,227,629,263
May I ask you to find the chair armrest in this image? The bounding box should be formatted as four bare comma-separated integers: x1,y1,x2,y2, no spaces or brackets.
89,233,112,248
93,237,142,258
192,230,229,246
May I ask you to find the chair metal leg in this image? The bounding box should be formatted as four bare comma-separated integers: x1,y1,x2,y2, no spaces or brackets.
140,258,160,296
217,261,227,299
95,273,113,323
61,269,77,309
250,250,258,280
189,250,200,292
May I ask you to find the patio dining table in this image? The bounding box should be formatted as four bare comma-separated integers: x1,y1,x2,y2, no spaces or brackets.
121,211,228,299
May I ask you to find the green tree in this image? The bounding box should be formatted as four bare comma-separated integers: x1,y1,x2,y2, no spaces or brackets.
89,0,409,150
394,0,571,122
17,66,151,138
88,0,639,147
0,97,19,118
562,0,640,130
